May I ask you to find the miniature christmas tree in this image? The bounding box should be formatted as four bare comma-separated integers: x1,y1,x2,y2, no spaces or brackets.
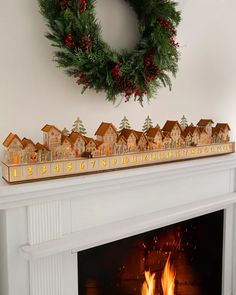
62,127,70,136
72,117,87,135
180,115,188,130
155,123,161,129
119,116,131,131
142,116,153,132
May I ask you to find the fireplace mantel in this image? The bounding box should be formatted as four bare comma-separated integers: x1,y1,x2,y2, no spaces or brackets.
0,154,236,295
1,154,236,209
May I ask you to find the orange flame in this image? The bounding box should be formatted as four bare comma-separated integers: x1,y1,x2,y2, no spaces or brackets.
141,271,156,295
161,254,175,295
141,255,175,295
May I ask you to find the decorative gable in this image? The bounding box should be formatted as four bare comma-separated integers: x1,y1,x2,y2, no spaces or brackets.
22,138,36,152
117,135,127,145
162,121,182,142
3,133,23,151
41,125,62,148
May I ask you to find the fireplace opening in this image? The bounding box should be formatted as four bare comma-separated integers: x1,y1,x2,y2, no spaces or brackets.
78,210,224,295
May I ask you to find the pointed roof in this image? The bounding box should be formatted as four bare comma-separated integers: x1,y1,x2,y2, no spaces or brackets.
182,126,200,138
3,133,23,148
117,134,127,143
120,128,137,140
95,140,104,148
95,122,117,136
83,136,96,145
162,132,172,140
61,135,71,145
212,124,230,136
214,123,231,132
162,121,182,133
69,132,86,144
35,143,50,151
133,130,147,142
41,124,61,134
146,127,162,138
197,119,214,127
21,137,36,149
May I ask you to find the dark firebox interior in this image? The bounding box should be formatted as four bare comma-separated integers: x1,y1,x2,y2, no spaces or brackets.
78,210,224,295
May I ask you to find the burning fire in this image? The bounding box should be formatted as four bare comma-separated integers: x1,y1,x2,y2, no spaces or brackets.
142,254,175,295
161,254,175,295
141,271,156,295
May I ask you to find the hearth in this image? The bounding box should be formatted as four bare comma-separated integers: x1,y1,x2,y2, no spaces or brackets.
78,211,223,295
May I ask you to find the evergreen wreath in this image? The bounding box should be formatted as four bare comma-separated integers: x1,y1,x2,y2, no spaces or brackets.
38,0,181,105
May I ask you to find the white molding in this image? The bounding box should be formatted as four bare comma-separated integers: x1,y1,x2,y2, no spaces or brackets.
21,192,236,261
30,255,63,295
222,207,234,295
28,201,63,295
233,204,236,295
1,154,236,209
28,200,62,245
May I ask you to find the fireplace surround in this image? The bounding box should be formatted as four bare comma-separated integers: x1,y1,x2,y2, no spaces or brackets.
0,154,236,295
78,210,224,295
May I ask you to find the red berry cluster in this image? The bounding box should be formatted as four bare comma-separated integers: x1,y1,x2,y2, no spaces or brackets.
168,36,179,48
111,62,122,81
159,18,179,48
144,54,153,67
111,60,148,102
65,34,75,47
134,89,147,98
123,89,147,103
80,0,87,13
159,18,176,35
145,76,154,83
144,53,161,83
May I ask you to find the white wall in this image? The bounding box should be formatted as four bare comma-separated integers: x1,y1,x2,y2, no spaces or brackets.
0,0,236,145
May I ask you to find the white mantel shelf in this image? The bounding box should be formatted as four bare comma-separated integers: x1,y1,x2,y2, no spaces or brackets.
1,154,236,210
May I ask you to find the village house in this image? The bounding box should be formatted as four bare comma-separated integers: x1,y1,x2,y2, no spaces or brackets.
162,132,172,149
179,135,186,147
197,119,214,142
182,130,192,147
146,127,163,150
198,127,209,145
69,132,86,157
95,140,106,156
84,136,98,157
120,129,137,152
95,122,118,150
215,123,230,142
115,135,128,154
35,142,51,162
162,121,182,147
182,126,200,146
41,124,62,150
35,143,50,152
21,138,37,162
212,123,231,143
22,138,36,152
3,133,23,152
134,131,148,151
61,136,72,159
3,133,23,164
